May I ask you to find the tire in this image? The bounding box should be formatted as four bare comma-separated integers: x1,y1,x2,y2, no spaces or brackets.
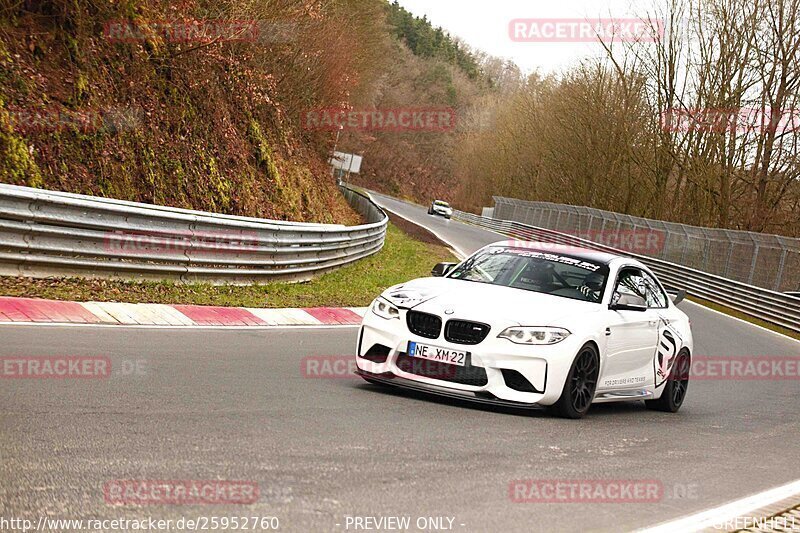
552,343,600,419
646,349,690,413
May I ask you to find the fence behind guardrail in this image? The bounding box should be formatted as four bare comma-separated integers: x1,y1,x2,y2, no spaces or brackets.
491,197,800,294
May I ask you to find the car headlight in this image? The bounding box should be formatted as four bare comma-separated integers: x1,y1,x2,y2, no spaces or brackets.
371,298,400,320
498,327,571,345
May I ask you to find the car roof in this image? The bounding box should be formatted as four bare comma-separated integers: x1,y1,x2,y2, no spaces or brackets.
490,240,622,265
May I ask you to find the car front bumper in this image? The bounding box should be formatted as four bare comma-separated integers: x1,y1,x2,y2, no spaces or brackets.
356,309,585,407
355,369,547,410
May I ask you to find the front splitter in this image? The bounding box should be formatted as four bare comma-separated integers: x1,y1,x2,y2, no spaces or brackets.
355,369,546,411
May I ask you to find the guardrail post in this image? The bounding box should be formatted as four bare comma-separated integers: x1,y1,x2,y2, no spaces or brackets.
679,225,691,265
700,228,712,273
747,238,760,285
774,247,788,291
723,237,734,279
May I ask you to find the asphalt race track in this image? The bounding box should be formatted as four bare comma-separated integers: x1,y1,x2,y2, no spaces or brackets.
1,192,799,532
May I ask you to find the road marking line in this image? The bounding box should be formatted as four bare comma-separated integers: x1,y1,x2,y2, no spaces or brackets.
243,308,281,325
87,302,142,324
382,205,468,260
0,297,370,328
200,306,266,326
80,302,121,324
247,308,312,325
0,297,51,322
0,298,33,321
367,192,470,260
304,307,362,325
108,302,155,324
281,308,323,324
639,478,800,533
151,304,196,326
130,303,190,326
685,300,800,346
119,302,168,325
0,323,358,330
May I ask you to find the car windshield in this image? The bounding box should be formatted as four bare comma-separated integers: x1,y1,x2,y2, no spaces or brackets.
434,201,450,207
447,246,610,303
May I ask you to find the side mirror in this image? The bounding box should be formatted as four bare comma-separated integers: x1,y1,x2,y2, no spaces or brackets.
668,289,686,306
431,262,457,277
609,292,648,312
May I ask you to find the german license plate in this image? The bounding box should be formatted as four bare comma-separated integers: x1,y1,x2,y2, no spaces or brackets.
407,341,467,367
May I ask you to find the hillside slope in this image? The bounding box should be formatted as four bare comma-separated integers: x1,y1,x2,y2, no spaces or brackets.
0,1,494,225
0,1,380,224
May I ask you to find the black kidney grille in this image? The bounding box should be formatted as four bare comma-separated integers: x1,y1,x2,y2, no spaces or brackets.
406,311,442,339
445,320,491,345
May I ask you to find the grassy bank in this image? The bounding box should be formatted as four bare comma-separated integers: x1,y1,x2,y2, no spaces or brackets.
0,223,455,308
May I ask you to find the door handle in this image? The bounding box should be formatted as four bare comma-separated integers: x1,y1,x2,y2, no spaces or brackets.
648,320,658,327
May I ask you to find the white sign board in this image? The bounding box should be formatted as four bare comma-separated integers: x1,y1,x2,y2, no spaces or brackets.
330,151,363,174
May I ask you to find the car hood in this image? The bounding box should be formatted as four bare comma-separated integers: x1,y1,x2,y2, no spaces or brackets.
382,277,600,326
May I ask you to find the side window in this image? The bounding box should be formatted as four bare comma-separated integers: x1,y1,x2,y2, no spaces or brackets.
614,269,648,301
641,271,668,308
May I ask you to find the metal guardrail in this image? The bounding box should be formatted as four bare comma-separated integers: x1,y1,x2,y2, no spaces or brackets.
452,210,800,333
0,183,387,283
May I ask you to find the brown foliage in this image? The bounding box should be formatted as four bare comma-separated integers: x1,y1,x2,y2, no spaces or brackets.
452,0,800,237
0,0,391,224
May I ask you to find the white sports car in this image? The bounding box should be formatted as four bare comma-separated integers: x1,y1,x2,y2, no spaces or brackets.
428,200,453,219
356,241,693,418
